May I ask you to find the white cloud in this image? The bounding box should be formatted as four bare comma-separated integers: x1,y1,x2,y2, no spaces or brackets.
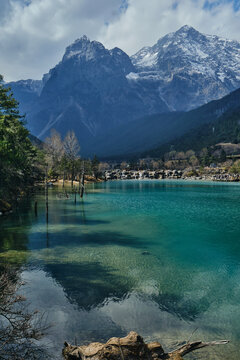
0,0,239,81
0,0,122,81
0,0,11,24
99,0,240,54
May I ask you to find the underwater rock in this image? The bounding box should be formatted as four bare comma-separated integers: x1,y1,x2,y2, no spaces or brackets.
141,251,150,256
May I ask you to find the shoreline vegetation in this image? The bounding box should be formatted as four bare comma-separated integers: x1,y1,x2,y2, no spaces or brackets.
0,74,103,215
2,73,240,212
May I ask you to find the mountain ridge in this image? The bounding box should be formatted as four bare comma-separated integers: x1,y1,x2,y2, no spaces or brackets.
6,25,240,156
94,86,240,159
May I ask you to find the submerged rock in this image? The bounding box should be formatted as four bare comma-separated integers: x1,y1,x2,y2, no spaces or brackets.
142,251,151,256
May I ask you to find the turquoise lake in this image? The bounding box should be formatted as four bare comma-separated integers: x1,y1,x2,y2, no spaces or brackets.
1,179,240,359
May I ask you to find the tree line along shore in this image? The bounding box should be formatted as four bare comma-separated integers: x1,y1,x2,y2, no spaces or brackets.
1,72,240,216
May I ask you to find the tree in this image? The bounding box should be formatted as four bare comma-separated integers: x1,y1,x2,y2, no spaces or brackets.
175,151,185,160
99,162,110,173
189,155,199,167
139,159,147,170
185,150,195,159
220,149,227,163
168,150,177,160
44,129,64,174
91,155,100,179
150,160,159,170
0,267,49,359
120,161,128,170
199,147,212,166
0,75,37,202
63,131,80,187
230,159,240,174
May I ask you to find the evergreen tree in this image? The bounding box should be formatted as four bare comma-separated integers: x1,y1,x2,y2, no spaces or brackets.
220,149,227,163
0,75,37,201
91,155,100,179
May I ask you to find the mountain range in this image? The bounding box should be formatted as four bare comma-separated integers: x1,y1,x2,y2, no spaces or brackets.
7,25,240,157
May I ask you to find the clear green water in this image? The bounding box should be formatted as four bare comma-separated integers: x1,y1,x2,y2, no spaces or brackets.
1,180,240,359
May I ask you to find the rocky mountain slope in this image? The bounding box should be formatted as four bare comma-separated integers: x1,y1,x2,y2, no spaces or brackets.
96,87,240,158
131,25,240,111
24,36,169,151
142,97,240,159
7,26,240,156
7,79,42,114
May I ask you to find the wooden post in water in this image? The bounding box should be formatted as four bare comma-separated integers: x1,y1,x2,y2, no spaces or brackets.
71,163,75,190
45,167,48,222
78,172,81,193
80,161,85,198
34,200,38,216
74,186,77,204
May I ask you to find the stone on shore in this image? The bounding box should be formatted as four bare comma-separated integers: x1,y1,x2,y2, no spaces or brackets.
63,331,166,360
63,332,229,360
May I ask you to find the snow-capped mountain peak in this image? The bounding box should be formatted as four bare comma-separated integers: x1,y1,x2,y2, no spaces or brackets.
63,35,106,61
130,25,240,110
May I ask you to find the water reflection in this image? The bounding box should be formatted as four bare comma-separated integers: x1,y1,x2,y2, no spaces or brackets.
1,181,240,359
21,268,237,360
44,261,133,309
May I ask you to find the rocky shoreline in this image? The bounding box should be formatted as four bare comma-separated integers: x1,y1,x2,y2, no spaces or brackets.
105,168,240,182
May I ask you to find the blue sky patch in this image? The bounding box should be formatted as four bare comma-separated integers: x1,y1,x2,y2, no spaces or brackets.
203,0,240,11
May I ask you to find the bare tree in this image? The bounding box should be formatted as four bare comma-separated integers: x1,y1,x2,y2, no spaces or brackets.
150,160,159,170
98,162,110,172
185,150,195,159
175,151,186,160
0,267,50,360
63,131,80,187
44,129,64,169
120,161,128,170
189,155,199,167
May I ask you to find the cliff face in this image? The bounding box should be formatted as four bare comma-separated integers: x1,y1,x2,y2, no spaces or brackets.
25,36,169,151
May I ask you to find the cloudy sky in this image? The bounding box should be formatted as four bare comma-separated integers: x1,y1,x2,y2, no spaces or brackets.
0,0,240,81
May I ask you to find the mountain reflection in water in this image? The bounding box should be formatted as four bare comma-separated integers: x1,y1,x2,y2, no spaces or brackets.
1,180,240,359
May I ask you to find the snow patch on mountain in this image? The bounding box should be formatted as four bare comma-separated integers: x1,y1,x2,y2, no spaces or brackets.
131,25,240,110
126,72,140,81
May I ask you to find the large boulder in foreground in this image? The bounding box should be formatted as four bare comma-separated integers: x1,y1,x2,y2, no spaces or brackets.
63,332,164,360
63,331,229,360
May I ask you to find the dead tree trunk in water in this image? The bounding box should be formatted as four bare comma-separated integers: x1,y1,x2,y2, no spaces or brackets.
63,331,229,360
74,186,77,204
45,167,48,223
34,201,38,216
78,173,81,193
80,161,85,198
63,170,65,188
71,167,74,189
